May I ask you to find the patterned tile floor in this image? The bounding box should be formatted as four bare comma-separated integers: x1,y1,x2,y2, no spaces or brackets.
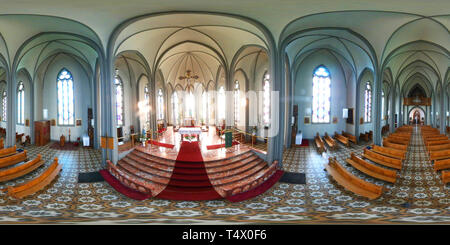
0,127,448,224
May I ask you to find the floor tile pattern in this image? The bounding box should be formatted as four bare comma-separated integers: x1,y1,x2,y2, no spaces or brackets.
0,127,448,224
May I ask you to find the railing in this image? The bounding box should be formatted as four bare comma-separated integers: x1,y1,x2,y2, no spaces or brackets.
225,127,269,152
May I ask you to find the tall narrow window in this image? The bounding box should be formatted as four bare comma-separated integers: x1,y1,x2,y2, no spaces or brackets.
312,66,331,123
263,74,271,125
17,82,25,125
202,91,207,124
57,69,74,125
157,88,164,120
114,76,124,126
218,86,225,120
2,91,6,122
144,85,150,123
381,91,385,120
234,81,240,126
172,92,179,125
364,81,372,123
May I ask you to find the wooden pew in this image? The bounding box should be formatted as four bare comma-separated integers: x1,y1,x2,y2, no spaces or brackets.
0,145,17,158
0,138,3,149
367,131,373,140
0,151,27,168
427,144,450,153
324,132,337,150
342,131,357,144
429,150,450,161
3,158,61,199
346,153,397,183
314,133,326,154
360,133,369,142
362,148,402,170
383,141,407,151
442,171,449,184
386,136,409,145
370,144,405,160
434,158,450,171
15,133,24,144
426,140,450,146
326,157,383,200
0,154,44,182
335,132,349,147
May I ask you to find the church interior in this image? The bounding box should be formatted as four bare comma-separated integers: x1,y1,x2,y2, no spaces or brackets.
0,0,448,225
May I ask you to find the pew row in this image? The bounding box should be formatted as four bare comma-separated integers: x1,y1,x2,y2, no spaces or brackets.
346,153,397,183
0,145,17,158
426,144,450,153
362,148,402,170
0,150,27,168
314,133,326,154
324,133,337,150
342,131,357,144
434,158,450,171
442,171,449,184
383,141,408,151
3,158,61,199
429,150,450,161
370,144,406,160
0,154,44,182
326,157,383,200
334,132,349,147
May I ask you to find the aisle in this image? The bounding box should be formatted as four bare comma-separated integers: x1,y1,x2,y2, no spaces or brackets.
156,141,222,201
388,126,448,208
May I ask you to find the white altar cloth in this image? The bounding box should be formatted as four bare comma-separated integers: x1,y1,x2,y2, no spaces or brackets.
178,127,202,135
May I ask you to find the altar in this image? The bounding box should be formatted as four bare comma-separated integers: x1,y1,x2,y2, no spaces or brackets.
179,127,202,141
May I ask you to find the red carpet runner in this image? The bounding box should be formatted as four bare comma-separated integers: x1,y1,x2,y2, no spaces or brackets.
156,141,222,200
99,169,151,200
226,170,285,202
147,140,175,149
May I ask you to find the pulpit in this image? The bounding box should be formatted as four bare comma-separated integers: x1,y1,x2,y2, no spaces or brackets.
35,120,50,146
60,135,66,147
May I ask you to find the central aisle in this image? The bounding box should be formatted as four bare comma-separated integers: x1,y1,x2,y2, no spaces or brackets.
388,126,448,207
156,141,222,200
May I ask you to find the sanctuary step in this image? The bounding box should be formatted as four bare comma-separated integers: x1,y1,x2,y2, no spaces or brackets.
106,140,279,201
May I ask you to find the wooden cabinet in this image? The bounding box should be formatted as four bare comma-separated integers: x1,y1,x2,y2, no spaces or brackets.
35,120,50,146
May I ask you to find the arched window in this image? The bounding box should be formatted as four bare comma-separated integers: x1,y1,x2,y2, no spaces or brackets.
2,91,6,122
218,86,225,120
157,88,164,120
263,73,271,125
17,82,25,125
144,85,150,123
364,81,372,123
234,81,240,126
202,91,207,124
57,69,74,125
312,66,331,123
114,76,124,126
381,91,385,120
172,92,179,125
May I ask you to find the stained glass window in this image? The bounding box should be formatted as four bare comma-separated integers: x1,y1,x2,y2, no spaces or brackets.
17,82,25,125
57,69,74,125
144,85,150,123
234,81,240,126
157,88,164,120
263,74,270,125
381,91,385,120
364,81,372,123
185,89,195,118
312,66,331,123
218,86,225,120
2,91,6,122
114,76,124,126
172,92,178,125
202,91,207,124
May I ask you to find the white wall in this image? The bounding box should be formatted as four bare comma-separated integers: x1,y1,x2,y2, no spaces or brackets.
294,50,347,139
38,55,92,141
